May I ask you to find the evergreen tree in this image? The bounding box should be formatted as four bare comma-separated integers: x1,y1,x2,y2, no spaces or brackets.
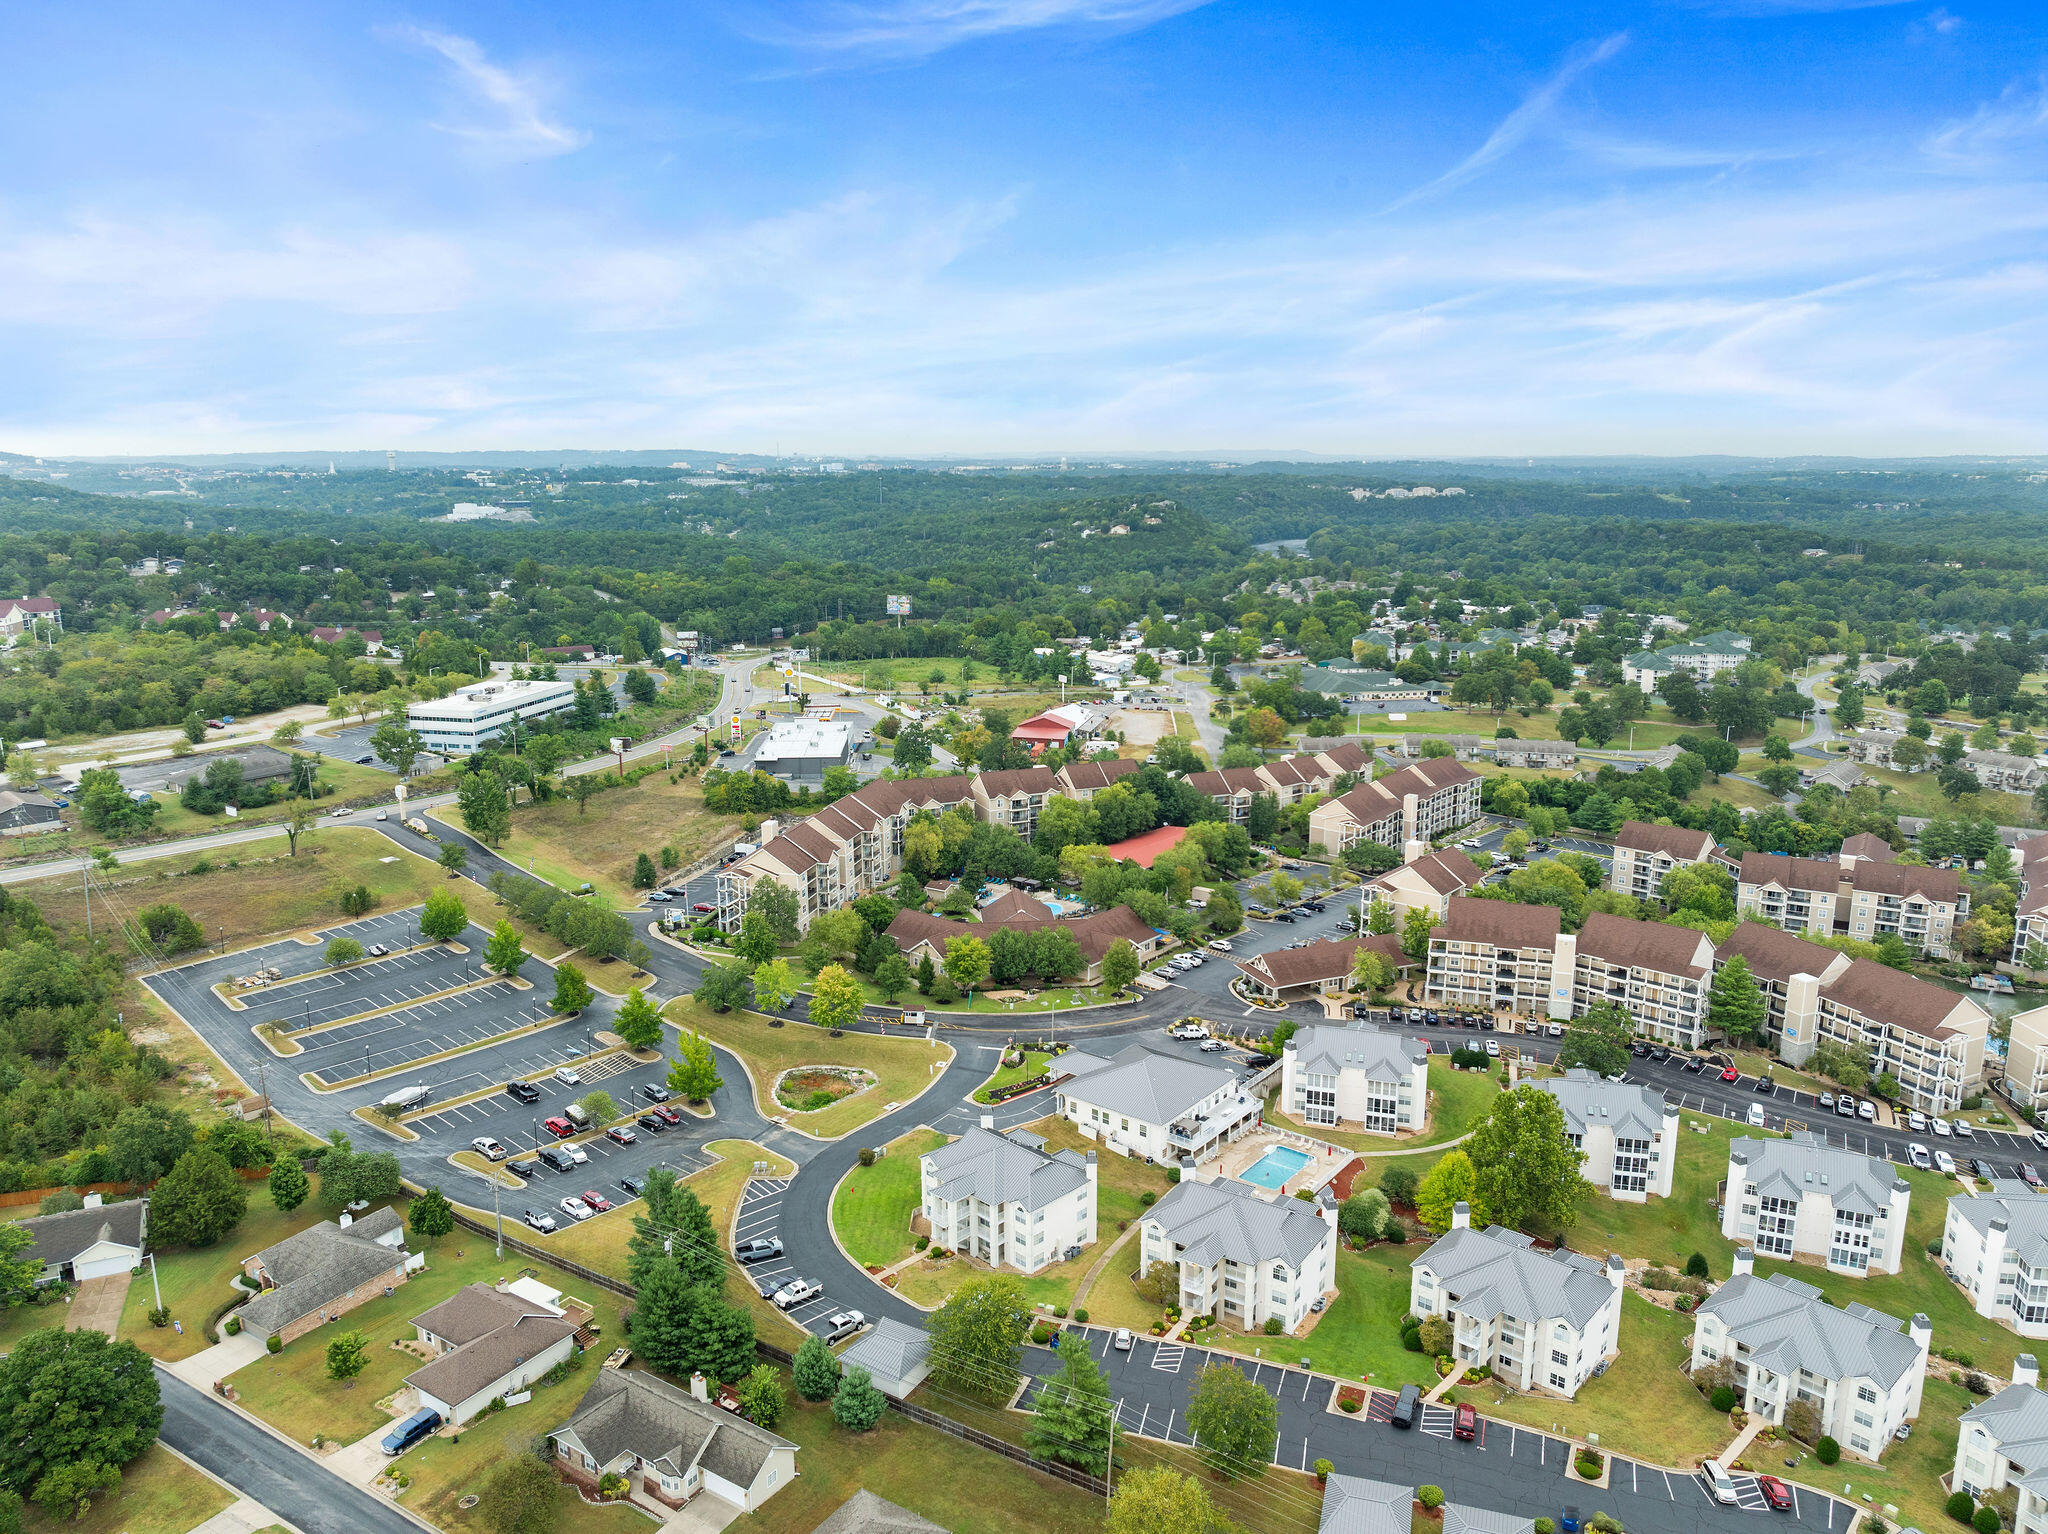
832,1365,886,1432
1026,1331,1119,1474
792,1334,841,1402
149,1147,248,1247
684,1291,756,1383
632,852,658,889
267,1158,309,1214
914,953,937,994
409,1186,455,1247
874,953,912,1002
1707,955,1768,1045
627,1263,698,1375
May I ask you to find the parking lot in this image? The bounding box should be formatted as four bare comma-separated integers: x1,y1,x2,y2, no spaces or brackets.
725,1175,871,1337
298,979,561,1087
238,936,492,1034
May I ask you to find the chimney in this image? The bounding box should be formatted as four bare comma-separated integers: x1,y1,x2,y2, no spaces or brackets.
339,1211,353,1229
1732,1246,1753,1277
981,1114,996,1132
758,817,780,844
2017,1355,2040,1389
690,1372,710,1403
1451,1201,1470,1231
1910,1314,1933,1358
1606,1254,1625,1292
81,1193,102,1209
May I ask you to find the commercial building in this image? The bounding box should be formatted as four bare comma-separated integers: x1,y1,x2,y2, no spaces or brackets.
1607,821,1718,902
1054,1043,1259,1165
1233,934,1413,1004
1720,1132,1910,1276
406,677,575,755
1307,758,1482,859
86,743,296,796
1138,1177,1337,1335
919,1125,1097,1274
751,719,852,780
1536,1070,1678,1201
1689,1256,1929,1460
1409,1205,1625,1399
1278,1026,1430,1135
1944,1183,2048,1339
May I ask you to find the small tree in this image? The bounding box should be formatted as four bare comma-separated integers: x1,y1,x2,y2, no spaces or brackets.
792,1334,841,1401
1101,939,1141,994
832,1364,886,1432
695,958,752,1013
150,1147,248,1248
1026,1330,1118,1474
1186,1360,1278,1480
809,963,865,1032
734,1363,786,1429
409,1186,455,1247
324,936,364,967
438,843,468,877
1685,1251,1710,1279
750,957,798,1015
1350,948,1395,1000
551,962,594,1015
1817,1436,1841,1465
1415,1149,1478,1230
484,918,526,977
1379,1163,1420,1208
419,887,468,942
927,1274,1033,1401
268,1158,310,1214
480,1450,559,1534
874,953,912,1002
668,1030,722,1101
633,852,658,889
579,1090,617,1126
326,1329,371,1385
614,987,664,1050
1106,1469,1231,1534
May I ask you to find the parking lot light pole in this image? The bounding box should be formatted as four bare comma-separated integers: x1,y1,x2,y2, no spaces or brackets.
493,1172,503,1257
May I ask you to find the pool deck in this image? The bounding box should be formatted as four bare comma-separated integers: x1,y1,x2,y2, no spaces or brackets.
1205,1126,1351,1199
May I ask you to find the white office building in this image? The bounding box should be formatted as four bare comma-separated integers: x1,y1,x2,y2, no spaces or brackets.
919,1126,1096,1275
1279,1027,1429,1137
1720,1132,1910,1276
1690,1255,1929,1460
406,677,575,755
1537,1070,1678,1202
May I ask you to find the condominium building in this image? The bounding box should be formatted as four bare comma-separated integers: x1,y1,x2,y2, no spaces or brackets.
1278,1026,1429,1136
1536,1069,1678,1201
1953,1369,2048,1529
1054,1044,1260,1165
1424,898,1571,1019
1736,852,1968,959
1409,1205,1625,1400
2014,891,2048,968
920,1126,1097,1274
1968,751,2047,794
1569,912,1716,1048
1620,635,1749,690
1306,758,1483,859
1139,1178,1337,1335
404,677,576,755
1812,959,1989,1114
1490,739,1578,770
1690,1255,1929,1461
1255,753,1338,805
1843,731,1914,770
970,767,1058,840
1361,848,1483,920
1182,766,1269,823
1720,1132,1910,1276
1945,1184,2048,1339
1711,922,1853,1061
1606,821,1717,902
1051,757,1141,799
1736,853,1844,938
2008,1006,2048,1109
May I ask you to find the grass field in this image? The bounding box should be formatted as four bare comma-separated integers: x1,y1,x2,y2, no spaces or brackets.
118,1183,382,1362
1264,1060,1500,1154
497,773,738,904
832,1128,948,1268
1204,1242,1442,1389
20,1444,233,1534
228,1230,625,1446
137,757,401,841
662,997,954,1137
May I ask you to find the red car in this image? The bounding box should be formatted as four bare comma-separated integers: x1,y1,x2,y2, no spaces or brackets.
1757,1476,1792,1512
543,1116,575,1137
1719,1066,1741,1083
605,1125,637,1145
692,902,715,913
581,1190,613,1212
1453,1403,1478,1441
652,1104,682,1125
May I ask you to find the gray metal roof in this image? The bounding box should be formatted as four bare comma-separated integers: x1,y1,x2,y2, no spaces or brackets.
1962,1384,2048,1497
841,1317,931,1382
1950,1186,2048,1268
1147,1177,1334,1271
1058,1043,1241,1126
1414,1224,1619,1331
922,1126,1090,1213
1291,1027,1429,1082
1730,1131,1906,1218
811,1490,949,1534
1444,1505,1535,1534
1538,1069,1671,1142
1320,1476,1412,1534
1696,1272,1924,1389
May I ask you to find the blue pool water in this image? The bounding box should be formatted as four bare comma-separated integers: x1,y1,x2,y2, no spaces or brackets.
1239,1146,1311,1190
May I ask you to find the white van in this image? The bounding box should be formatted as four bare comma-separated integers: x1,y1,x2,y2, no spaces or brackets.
554,1065,583,1086
1702,1461,1740,1505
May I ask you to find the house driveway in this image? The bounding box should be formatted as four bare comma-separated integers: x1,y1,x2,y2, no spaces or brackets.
65,1273,129,1335
324,1426,399,1489
647,1491,739,1534
167,1330,270,1390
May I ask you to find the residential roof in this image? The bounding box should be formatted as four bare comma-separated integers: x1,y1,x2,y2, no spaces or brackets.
1714,922,1848,986
1055,758,1140,793
839,1316,932,1386
556,1368,795,1489
974,767,1056,798
1259,754,1330,789
1185,767,1269,798
1838,833,1896,864
1146,1177,1332,1271
1393,849,1483,897
811,1490,949,1534
976,888,1055,925
1443,1508,1536,1534
238,1207,408,1333
1849,861,1962,903
1729,1131,1905,1217
1435,895,1560,952
1948,1185,2048,1268
405,1283,577,1406
1413,1223,1618,1331
1612,821,1716,862
1822,957,1983,1038
1739,852,1842,894
1059,1043,1242,1126
1324,758,1479,827
11,1199,147,1268
882,902,1155,969
1573,912,1713,980
1288,1026,1429,1080
0,790,58,816
1960,1384,2048,1497
922,1126,1091,1212
1696,1272,1924,1389
1236,934,1410,991
1319,1476,1413,1534
1311,741,1376,774
1537,1069,1671,1142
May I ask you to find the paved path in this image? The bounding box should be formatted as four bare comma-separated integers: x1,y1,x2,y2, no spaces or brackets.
65,1272,128,1335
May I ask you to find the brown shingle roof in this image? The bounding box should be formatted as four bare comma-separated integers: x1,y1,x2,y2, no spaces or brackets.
1612,821,1716,861
974,767,1056,798
1237,933,1410,989
1313,741,1374,774
1821,957,1981,1037
1714,921,1848,985
1739,852,1842,894
405,1284,576,1408
1400,850,1482,896
1849,861,1962,903
1056,758,1140,793
1259,755,1327,788
1838,832,1896,864
1573,913,1712,979
1436,895,1560,951
1186,768,1266,797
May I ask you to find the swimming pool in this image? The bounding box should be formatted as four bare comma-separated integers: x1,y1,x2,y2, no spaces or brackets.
1239,1145,1311,1190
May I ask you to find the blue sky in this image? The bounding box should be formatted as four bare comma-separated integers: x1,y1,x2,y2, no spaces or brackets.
2,0,2045,456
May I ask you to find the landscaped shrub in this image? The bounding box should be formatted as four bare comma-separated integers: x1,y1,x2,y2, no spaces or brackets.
1575,1449,1603,1479
1640,1267,1680,1290
1948,1494,1978,1524
1536,1522,1555,1534
1340,1396,1360,1412
1074,1308,1088,1323
1264,1316,1283,1335
1685,1251,1711,1278
1053,1305,1068,1318
1314,1459,1333,1484
1816,1437,1841,1465
1401,1323,1424,1352
224,1316,241,1336
1031,1322,1054,1345
1973,1508,2001,1534
148,1305,171,1328
914,1234,929,1251
1166,1167,1181,1183
1418,1487,1444,1510
266,1334,282,1353
1710,1386,1737,1412
858,1147,877,1167
1588,1515,1624,1534
1139,1191,1156,1206
1929,1238,1946,1255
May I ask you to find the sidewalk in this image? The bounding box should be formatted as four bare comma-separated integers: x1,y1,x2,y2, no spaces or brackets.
166,1330,269,1390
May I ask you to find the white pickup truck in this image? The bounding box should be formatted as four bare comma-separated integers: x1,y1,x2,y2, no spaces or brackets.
772,1278,822,1310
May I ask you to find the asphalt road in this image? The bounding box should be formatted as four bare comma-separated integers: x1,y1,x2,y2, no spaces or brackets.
156,1368,425,1534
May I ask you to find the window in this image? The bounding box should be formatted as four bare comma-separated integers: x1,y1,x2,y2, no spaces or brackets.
1552,1349,1570,1366
1549,1373,1568,1390
1857,1385,1877,1404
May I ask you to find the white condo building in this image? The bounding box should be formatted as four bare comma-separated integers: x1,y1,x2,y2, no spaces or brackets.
1054,1044,1260,1166
1954,1367,2048,1534
1720,1132,1911,1277
919,1126,1097,1275
1279,1027,1429,1137
1139,1178,1337,1335
406,677,576,755
1537,1069,1678,1202
1945,1184,2048,1339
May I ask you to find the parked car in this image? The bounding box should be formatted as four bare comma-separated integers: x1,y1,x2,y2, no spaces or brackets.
538,1145,575,1173
1546,1021,1565,1039
2033,1129,2048,1152
582,1190,613,1212
1274,912,1295,923
1208,939,1233,953
382,1407,444,1456
2023,1164,2043,1189
554,1066,583,1086
1908,1143,1932,1169
1907,1111,1928,1132
471,1136,507,1161
1169,1023,1206,1040
1113,1328,1134,1351
1682,1053,1704,1071
735,1237,783,1264
619,1174,646,1198
1648,1045,1670,1062
1454,1403,1478,1441
824,1309,866,1343
1858,1100,1876,1121
1758,1476,1792,1512
641,1084,672,1103
506,1080,541,1104
652,1104,682,1125
367,943,389,957
1199,1039,1227,1053
692,902,715,913
1754,1076,1775,1095
1242,1053,1276,1069
772,1278,822,1310
1974,1157,1998,1180
522,1209,558,1233
1954,1119,1976,1139
646,891,670,902
1702,1461,1740,1506
562,1142,588,1164
1834,1095,1856,1117
1818,1093,1835,1110
1720,1066,1741,1083
1933,1117,1954,1136
637,1112,667,1133
504,1160,536,1180
543,1115,575,1137
1391,1383,1420,1429
558,1196,592,1221
1485,1040,1501,1058
1935,1148,1958,1175
1747,1102,1768,1127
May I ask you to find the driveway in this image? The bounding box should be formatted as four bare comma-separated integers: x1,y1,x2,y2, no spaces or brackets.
65,1273,129,1335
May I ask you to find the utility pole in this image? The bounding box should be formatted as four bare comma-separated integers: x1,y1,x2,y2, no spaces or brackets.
493,1170,504,1257
81,862,91,941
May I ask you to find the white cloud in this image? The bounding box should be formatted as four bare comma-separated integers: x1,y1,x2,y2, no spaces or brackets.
746,0,1215,60
1922,8,1963,35
1389,32,1628,208
1926,73,2048,164
385,26,588,155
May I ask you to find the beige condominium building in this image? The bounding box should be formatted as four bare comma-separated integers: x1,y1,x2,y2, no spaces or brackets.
2009,1005,2048,1110
1607,820,1718,903
1737,850,1968,959
1361,848,1483,921
1425,898,1572,1019
1568,912,1717,1049
1308,758,1482,859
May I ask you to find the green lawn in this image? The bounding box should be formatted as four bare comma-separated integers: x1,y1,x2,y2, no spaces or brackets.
974,1050,1054,1104
892,1243,1102,1312
228,1218,625,1447
833,1128,948,1268
1266,1059,1499,1154
1809,1377,1973,1533
1019,1113,1173,1226
1561,1115,1752,1280
1204,1243,1440,1389
21,1445,233,1534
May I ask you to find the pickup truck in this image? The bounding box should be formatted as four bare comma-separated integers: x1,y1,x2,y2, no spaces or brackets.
772,1278,822,1310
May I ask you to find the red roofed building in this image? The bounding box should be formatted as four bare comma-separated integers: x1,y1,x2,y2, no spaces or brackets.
1101,824,1188,869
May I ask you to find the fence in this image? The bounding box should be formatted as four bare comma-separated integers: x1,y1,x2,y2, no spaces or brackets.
439,1203,1110,1497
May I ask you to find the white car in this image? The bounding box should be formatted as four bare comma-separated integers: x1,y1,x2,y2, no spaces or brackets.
1484,1040,1501,1057
2032,1129,2048,1153
522,1209,557,1233
1545,1022,1564,1038
1907,1112,1928,1133
564,1142,589,1164
559,1196,593,1222
376,810,388,821
1953,1119,1975,1139
1747,1102,1768,1127
1199,1039,1227,1053
1702,1461,1740,1506
1935,1149,1958,1175
367,943,389,957
823,1309,866,1342
1858,1100,1876,1122
1113,1328,1134,1351
554,1065,583,1086
1907,1143,1932,1169
1932,1117,1953,1137
1208,939,1233,953
1168,1023,1206,1040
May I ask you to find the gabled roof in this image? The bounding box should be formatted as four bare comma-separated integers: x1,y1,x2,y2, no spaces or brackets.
1185,767,1267,797
1414,1224,1617,1331
1289,1026,1428,1080
922,1126,1090,1212
1146,1177,1332,1270
238,1207,408,1332
1236,934,1411,990
1059,1043,1240,1125
1320,1476,1413,1534
1436,895,1560,952
1573,913,1713,980
1838,832,1896,864
1258,754,1328,789
1612,820,1716,862
1696,1272,1923,1388
1949,1185,2048,1267
1961,1383,2048,1493
1849,861,1962,903
1312,741,1375,775
1389,849,1482,897
1822,958,1984,1039
1729,1131,1905,1216
1538,1069,1671,1142
1739,852,1842,894
812,1490,949,1534
974,767,1056,798
11,1199,148,1267
840,1316,931,1384
405,1283,576,1406
1055,758,1140,793
1714,922,1850,987
556,1368,795,1488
